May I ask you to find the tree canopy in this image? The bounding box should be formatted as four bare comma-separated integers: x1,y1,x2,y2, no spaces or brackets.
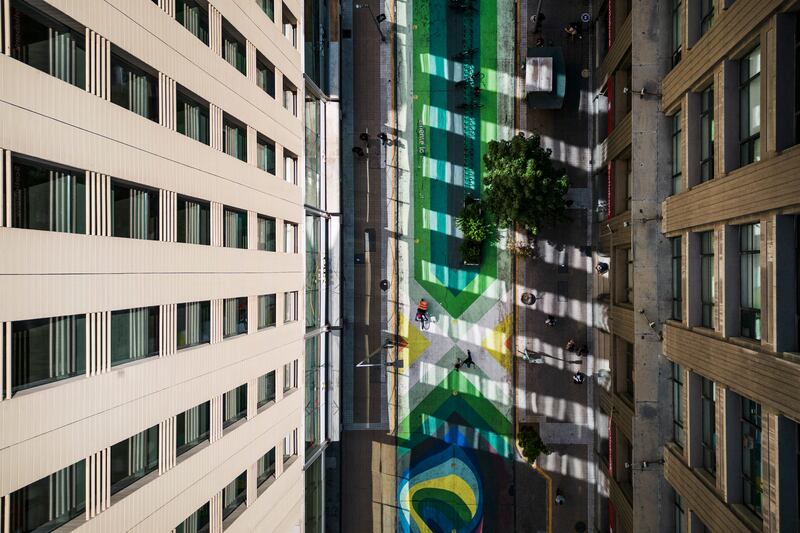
482,133,569,235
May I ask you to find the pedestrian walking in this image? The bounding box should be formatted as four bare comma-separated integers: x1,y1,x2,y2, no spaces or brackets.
463,350,475,368
555,488,566,505
572,371,586,384
595,262,609,274
544,315,557,327
565,339,577,352
454,357,462,372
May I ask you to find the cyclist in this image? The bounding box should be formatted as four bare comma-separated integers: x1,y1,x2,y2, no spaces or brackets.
415,299,429,322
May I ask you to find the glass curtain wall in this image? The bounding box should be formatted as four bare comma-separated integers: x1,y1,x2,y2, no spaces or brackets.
305,336,320,451
305,456,323,533
12,314,86,392
9,1,86,88
111,307,159,366
306,215,321,330
304,0,327,92
305,97,322,207
12,158,85,234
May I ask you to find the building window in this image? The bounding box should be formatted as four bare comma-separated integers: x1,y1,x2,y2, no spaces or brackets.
9,1,85,88
257,136,276,174
671,237,682,320
176,503,210,533
671,112,682,195
623,340,634,400
672,0,682,66
700,231,715,328
795,14,800,144
176,402,210,457
223,207,247,249
674,492,685,533
258,294,276,329
222,472,247,520
177,301,211,349
740,223,761,340
176,0,209,45
671,362,685,449
623,248,634,303
111,180,158,240
223,384,248,428
284,154,298,184
222,23,246,75
12,314,86,393
284,222,298,253
740,46,761,166
177,195,211,245
625,163,632,213
257,448,277,486
223,296,248,338
258,215,276,251
700,87,714,182
283,77,298,115
177,89,210,145
110,50,158,121
700,377,716,475
111,307,159,366
257,55,276,97
284,359,298,391
110,424,158,495
741,397,763,516
223,117,247,161
7,460,85,532
284,291,298,323
283,11,297,47
257,0,275,20
700,0,714,36
12,157,85,234
257,371,276,407
283,428,298,461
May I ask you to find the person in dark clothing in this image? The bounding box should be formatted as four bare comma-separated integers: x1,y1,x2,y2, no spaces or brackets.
463,350,475,368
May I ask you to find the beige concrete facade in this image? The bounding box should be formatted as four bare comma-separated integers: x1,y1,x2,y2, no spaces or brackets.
0,0,308,531
594,1,800,532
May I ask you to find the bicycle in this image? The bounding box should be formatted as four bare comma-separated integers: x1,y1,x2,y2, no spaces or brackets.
415,311,431,330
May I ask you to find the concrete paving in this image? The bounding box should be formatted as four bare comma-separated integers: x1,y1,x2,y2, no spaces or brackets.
516,0,596,532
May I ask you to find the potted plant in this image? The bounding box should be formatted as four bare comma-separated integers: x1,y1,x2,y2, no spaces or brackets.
456,197,493,266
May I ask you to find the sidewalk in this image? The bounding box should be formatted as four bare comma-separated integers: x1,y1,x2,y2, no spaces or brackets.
516,0,595,531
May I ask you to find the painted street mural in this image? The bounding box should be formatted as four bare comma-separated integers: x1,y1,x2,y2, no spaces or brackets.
395,0,517,530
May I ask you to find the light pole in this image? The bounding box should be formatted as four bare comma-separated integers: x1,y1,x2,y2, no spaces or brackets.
356,340,403,368
355,3,387,42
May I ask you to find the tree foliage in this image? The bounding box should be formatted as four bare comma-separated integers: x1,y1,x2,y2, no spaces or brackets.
483,133,569,235
518,426,551,464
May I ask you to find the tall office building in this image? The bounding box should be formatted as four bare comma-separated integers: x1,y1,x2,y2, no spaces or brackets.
592,0,800,531
0,0,338,531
